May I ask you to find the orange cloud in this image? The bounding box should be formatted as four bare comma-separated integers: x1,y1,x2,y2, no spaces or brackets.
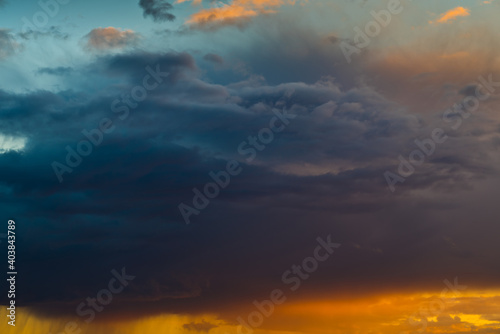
180,0,301,29
85,27,139,51
433,6,470,24
7,291,500,334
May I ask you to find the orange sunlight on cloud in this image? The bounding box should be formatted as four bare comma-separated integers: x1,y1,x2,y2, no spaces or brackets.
180,0,302,28
4,290,500,334
433,6,471,24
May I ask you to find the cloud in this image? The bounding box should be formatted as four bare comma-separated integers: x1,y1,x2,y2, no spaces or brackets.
182,320,218,332
0,29,20,59
139,0,175,22
1,49,500,324
183,0,300,29
203,53,224,64
0,134,26,153
18,26,69,40
2,2,500,334
2,5,500,324
433,6,471,24
84,27,139,51
37,66,73,76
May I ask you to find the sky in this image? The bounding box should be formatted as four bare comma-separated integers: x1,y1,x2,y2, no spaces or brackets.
1,0,500,333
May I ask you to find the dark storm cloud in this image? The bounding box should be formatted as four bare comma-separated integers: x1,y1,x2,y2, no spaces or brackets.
459,84,481,97
1,49,500,322
139,0,175,22
96,51,196,81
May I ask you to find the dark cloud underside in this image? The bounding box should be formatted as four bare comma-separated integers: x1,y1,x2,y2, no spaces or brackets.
139,0,175,22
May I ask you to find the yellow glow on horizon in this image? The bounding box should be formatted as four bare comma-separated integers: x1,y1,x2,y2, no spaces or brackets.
2,290,500,334
449,314,499,327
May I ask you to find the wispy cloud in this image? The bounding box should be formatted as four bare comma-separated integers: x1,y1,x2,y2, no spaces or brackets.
182,0,301,30
432,6,471,24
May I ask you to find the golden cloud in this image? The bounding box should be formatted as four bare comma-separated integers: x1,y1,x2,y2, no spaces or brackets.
85,27,139,51
432,6,471,24
179,0,303,29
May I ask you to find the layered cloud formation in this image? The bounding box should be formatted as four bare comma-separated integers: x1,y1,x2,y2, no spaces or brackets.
1,0,500,333
1,45,500,318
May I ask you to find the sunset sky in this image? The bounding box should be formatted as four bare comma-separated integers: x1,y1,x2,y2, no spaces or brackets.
1,0,500,333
